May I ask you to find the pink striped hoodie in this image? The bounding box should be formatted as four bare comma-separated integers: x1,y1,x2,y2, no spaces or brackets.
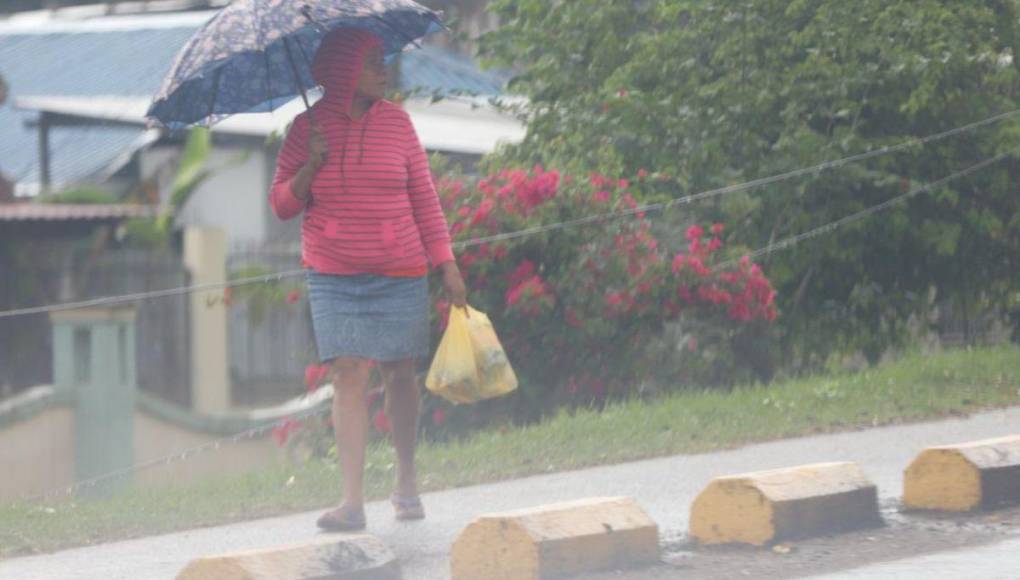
269,28,454,276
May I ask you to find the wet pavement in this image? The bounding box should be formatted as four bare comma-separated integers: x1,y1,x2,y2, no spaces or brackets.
1,406,1018,580
803,535,1020,580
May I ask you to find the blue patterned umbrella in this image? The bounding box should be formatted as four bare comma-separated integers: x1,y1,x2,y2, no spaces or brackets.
146,0,443,129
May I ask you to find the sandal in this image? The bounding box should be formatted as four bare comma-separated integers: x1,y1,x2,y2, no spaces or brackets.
316,505,366,532
391,494,426,521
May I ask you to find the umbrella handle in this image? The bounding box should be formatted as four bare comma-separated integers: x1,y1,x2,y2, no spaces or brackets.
283,36,315,126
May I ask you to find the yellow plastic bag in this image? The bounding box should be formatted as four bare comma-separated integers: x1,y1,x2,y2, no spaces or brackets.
426,305,518,404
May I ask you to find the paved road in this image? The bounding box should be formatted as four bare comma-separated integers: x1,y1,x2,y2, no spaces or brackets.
1,406,1018,580
804,536,1020,580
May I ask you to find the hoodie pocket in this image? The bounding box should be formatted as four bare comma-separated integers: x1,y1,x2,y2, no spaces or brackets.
321,216,419,264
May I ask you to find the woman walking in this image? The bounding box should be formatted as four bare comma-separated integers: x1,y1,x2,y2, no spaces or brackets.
270,27,466,531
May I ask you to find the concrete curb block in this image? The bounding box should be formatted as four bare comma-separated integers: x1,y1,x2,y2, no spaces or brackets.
176,534,400,580
690,461,882,546
450,496,659,580
904,434,1020,512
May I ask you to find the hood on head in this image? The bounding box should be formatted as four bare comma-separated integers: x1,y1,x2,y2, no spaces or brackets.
311,27,383,116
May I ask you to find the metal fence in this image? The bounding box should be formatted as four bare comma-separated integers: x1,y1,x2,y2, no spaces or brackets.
0,248,191,405
226,244,314,406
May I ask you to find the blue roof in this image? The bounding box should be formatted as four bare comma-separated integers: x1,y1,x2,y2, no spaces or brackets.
0,12,506,191
400,45,510,98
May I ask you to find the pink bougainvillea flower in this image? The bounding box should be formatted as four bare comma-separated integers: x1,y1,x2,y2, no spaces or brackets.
729,302,752,322
271,419,301,446
687,257,711,277
605,291,627,306
672,254,686,274
677,285,694,303
304,364,330,392
366,387,384,407
592,190,611,202
711,223,725,235
565,307,584,328
637,168,649,180
505,274,554,314
432,408,447,426
472,199,495,226
686,224,704,241
373,409,392,434
706,237,722,253
508,260,536,286
688,237,702,256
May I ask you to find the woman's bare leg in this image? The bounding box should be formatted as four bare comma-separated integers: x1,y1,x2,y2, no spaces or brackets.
380,358,420,498
330,357,373,508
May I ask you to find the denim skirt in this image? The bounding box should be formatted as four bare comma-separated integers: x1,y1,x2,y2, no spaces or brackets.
307,271,430,363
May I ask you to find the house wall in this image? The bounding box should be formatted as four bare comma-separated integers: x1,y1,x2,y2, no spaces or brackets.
141,145,270,248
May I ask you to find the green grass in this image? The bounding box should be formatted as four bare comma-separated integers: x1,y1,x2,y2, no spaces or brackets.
2,345,1020,558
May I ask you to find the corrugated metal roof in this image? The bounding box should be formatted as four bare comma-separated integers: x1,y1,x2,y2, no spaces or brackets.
0,22,199,191
15,94,526,155
0,10,508,193
401,45,510,97
0,203,158,221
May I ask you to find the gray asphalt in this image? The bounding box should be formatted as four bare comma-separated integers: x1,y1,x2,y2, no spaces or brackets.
2,406,1018,580
805,536,1020,580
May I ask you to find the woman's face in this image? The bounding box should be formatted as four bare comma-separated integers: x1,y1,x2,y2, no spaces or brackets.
356,46,387,100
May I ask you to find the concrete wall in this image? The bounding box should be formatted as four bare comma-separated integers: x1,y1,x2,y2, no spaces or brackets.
0,403,280,501
0,406,74,500
131,411,278,488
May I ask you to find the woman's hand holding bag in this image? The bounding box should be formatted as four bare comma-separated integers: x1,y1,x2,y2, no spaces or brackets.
426,305,518,404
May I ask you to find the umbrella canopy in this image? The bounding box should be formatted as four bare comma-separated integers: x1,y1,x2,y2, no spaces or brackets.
146,0,443,129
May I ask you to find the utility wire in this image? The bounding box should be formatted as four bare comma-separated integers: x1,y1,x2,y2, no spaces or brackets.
23,147,1012,502
3,108,1017,319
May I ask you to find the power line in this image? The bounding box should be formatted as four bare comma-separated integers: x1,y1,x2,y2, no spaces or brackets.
22,149,1012,502
1,107,1018,319
718,151,1014,267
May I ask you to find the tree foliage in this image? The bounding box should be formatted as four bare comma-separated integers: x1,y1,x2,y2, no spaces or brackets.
479,0,1020,367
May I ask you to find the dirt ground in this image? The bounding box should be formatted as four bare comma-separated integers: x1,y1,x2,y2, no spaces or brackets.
578,502,1020,580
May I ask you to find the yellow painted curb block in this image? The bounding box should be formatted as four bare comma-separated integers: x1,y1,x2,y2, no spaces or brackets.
904,434,1020,512
690,462,881,546
450,496,659,580
176,534,400,580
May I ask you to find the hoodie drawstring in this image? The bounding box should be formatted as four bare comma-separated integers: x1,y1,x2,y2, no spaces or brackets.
358,121,368,165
